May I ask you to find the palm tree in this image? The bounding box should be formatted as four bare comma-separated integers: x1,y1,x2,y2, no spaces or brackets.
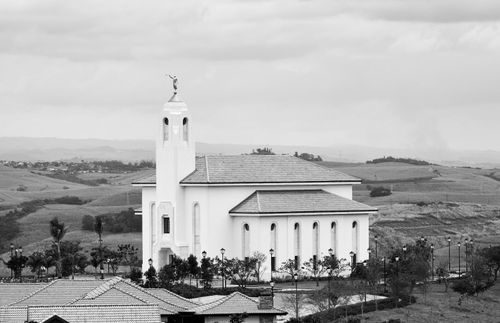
94,217,104,278
50,217,68,278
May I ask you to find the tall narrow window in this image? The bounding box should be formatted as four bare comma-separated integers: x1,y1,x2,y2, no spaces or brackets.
270,223,277,254
294,223,301,269
352,221,358,254
193,203,201,256
163,217,170,234
312,222,319,257
243,223,250,258
182,117,189,141
330,222,337,255
163,118,169,141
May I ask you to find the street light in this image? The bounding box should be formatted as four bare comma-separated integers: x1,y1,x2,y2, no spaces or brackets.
430,244,435,281
367,248,372,260
402,245,407,261
269,248,275,283
458,241,461,278
395,256,400,276
349,251,355,269
220,248,226,289
382,257,387,293
470,239,474,270
447,237,451,272
464,238,469,273
270,280,275,298
328,248,333,257
202,250,207,259
374,235,379,259
148,258,153,267
294,273,299,320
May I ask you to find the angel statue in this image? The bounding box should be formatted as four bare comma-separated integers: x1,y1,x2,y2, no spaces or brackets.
168,74,179,94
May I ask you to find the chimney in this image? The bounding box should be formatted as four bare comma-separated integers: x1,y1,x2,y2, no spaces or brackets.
258,290,273,310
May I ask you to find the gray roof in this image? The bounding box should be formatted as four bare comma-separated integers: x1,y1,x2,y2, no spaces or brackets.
133,155,360,185
190,292,286,315
230,189,377,214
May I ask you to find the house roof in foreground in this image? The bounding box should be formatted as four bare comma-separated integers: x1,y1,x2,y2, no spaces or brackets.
133,155,360,185
0,304,161,323
190,292,286,316
230,189,377,215
0,283,46,306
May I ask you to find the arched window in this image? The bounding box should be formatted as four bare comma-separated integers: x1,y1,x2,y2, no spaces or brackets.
352,221,359,254
330,222,337,255
182,117,189,141
163,118,169,141
312,222,319,257
243,223,250,258
193,203,200,256
294,223,301,269
270,223,277,256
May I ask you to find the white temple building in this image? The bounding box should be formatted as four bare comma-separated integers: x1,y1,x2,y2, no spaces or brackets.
133,88,377,278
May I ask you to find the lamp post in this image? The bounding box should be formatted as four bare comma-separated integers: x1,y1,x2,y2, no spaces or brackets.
382,257,387,293
10,243,14,279
402,245,407,260
269,248,275,283
327,248,334,309
294,273,299,320
270,280,275,299
202,250,207,259
395,256,400,276
458,241,461,278
430,244,435,281
447,237,451,272
374,235,378,259
349,251,355,269
367,248,372,260
470,239,474,270
464,238,469,274
220,248,226,289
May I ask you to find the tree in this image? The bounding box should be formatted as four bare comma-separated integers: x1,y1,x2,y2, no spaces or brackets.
81,215,94,231
303,256,329,286
482,245,500,281
144,266,158,288
117,244,139,271
49,217,68,278
252,251,266,283
129,267,143,285
200,257,214,288
59,241,88,278
26,251,46,278
279,258,299,279
229,313,248,323
187,255,199,286
250,147,275,155
95,216,104,274
227,257,258,288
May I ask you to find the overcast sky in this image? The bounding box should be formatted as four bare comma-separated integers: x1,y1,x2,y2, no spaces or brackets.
1,0,500,151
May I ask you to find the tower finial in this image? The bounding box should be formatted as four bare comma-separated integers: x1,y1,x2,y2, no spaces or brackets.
168,74,178,94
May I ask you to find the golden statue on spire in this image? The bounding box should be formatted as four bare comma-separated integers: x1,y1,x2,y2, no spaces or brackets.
168,74,178,94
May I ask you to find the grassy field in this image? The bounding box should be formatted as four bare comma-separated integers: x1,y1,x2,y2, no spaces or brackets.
0,165,144,275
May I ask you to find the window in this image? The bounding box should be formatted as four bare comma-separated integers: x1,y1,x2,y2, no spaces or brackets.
352,221,358,254
163,118,169,141
163,217,170,234
270,223,277,254
330,222,337,255
182,117,189,141
294,223,301,267
312,222,319,257
243,223,250,258
193,203,200,256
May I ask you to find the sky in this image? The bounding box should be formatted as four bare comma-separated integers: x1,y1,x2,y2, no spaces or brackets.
1,0,500,151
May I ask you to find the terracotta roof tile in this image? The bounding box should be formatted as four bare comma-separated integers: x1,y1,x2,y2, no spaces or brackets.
0,283,47,306
230,189,377,214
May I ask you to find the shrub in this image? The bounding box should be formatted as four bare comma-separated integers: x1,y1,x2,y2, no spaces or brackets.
370,186,391,197
81,215,95,231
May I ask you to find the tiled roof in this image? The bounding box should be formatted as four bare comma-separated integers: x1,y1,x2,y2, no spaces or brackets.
9,279,105,306
132,174,156,185
191,292,286,315
147,288,200,309
0,305,161,323
230,189,378,214
133,155,360,185
0,283,47,306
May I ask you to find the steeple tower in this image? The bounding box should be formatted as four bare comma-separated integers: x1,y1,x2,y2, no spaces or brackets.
153,78,195,266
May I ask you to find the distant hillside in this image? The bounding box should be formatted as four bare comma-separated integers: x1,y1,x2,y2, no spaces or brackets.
366,156,432,166
2,137,500,167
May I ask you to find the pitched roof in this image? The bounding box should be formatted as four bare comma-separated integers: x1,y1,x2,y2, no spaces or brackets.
0,283,47,306
147,288,200,309
133,155,360,185
230,189,377,214
0,305,161,323
9,279,105,306
190,292,286,315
